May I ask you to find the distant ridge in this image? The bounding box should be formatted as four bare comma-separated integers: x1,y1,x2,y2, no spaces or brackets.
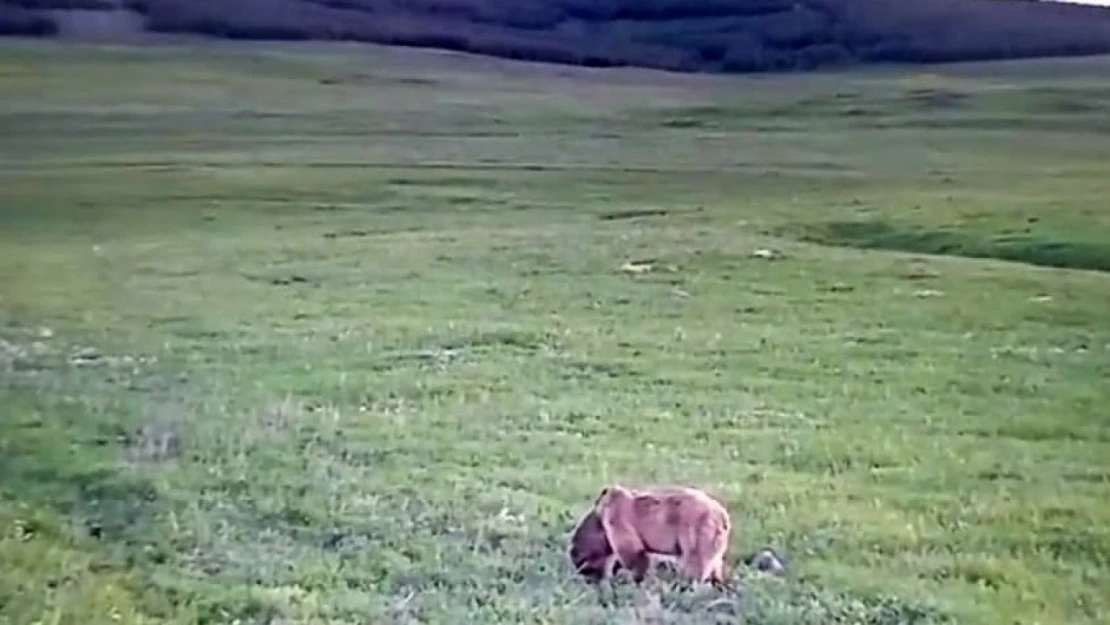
5,0,1110,73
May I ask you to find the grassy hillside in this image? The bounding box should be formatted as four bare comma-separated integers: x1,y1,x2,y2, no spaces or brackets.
1,39,1109,624
5,0,1110,72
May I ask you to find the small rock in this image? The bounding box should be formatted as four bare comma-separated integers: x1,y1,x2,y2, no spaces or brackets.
620,261,655,274
746,547,788,576
37,327,53,339
751,248,779,260
912,289,942,298
69,347,103,365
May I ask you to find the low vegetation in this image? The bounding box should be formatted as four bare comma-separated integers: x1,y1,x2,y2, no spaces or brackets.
793,219,1110,273
1,39,1108,624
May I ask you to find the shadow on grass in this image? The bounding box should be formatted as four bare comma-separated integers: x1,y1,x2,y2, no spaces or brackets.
792,219,1110,273
596,574,954,625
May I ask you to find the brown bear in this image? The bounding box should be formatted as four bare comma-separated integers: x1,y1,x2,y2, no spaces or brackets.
568,484,730,587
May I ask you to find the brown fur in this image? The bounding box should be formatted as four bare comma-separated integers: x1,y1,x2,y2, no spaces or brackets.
592,484,731,586
568,508,678,583
568,508,617,583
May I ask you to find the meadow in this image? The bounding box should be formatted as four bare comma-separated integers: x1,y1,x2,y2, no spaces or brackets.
1,39,1108,624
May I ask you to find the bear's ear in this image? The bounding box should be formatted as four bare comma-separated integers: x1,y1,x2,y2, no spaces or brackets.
593,486,611,505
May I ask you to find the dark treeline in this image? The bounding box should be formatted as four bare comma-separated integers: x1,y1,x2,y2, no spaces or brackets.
5,0,1110,72
0,4,55,36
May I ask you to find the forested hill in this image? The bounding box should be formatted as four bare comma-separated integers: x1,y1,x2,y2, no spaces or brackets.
5,0,1110,73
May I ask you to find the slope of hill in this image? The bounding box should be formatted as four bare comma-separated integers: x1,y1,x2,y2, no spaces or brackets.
2,38,1109,625
4,0,1110,72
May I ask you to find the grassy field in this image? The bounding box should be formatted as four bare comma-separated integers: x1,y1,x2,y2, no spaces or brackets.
1,39,1109,625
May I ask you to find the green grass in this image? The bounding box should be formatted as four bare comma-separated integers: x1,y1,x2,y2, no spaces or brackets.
1,39,1109,624
790,219,1110,273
